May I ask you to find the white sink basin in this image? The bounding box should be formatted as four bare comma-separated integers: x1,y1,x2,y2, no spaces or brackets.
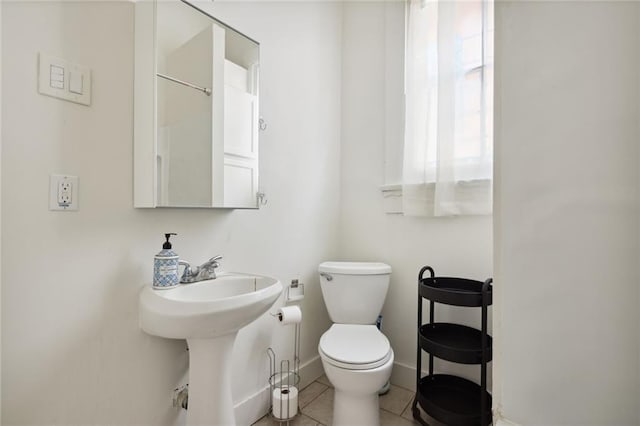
140,272,282,339
139,272,282,426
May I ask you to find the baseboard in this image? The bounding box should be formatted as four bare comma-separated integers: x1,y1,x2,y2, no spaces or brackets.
234,355,324,426
390,360,419,391
390,361,493,392
495,417,521,426
234,387,269,426
297,354,325,390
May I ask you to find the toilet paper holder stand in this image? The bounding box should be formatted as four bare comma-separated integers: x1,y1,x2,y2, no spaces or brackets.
267,323,301,423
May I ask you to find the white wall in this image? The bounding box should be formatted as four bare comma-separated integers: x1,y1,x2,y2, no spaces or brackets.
339,2,493,390
1,1,340,425
494,1,640,424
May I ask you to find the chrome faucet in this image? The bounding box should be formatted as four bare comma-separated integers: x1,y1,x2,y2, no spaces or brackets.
179,255,223,283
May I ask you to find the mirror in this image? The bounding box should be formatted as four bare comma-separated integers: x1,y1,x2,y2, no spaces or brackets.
134,0,260,208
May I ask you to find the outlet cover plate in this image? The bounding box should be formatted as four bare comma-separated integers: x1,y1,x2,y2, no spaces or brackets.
49,174,79,211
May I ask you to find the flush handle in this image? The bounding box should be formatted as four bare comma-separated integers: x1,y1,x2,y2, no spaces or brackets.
320,272,333,281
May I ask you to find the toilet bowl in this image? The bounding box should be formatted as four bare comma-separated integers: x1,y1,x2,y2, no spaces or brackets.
319,324,394,426
317,261,394,426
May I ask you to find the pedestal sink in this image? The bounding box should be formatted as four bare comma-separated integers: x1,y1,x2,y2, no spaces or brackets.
139,272,282,426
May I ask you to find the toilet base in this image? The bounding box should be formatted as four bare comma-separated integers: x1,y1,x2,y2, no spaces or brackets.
333,390,380,426
320,348,394,426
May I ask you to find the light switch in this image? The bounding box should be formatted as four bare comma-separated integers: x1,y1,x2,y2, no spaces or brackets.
69,71,83,95
38,52,91,106
50,65,65,89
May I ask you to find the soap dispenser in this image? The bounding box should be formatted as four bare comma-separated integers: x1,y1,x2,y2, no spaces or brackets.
153,233,179,289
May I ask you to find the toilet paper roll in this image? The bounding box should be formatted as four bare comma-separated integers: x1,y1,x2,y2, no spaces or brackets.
276,306,302,325
272,385,299,420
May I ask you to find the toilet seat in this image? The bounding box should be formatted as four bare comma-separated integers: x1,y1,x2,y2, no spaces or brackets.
319,324,392,370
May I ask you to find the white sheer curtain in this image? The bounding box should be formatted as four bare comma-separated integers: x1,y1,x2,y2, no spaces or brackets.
403,0,493,217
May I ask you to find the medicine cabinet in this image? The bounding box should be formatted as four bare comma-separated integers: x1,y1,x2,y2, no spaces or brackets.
134,0,260,208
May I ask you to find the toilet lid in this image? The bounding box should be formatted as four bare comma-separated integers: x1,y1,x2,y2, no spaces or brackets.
319,324,391,369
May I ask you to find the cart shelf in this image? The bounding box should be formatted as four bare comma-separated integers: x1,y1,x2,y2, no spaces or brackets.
419,323,492,365
419,277,492,307
415,375,492,426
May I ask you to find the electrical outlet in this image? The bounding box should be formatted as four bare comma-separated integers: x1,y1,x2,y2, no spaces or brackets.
50,175,79,211
58,180,72,206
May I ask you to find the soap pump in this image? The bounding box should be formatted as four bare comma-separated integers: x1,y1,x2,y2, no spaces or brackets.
153,233,179,289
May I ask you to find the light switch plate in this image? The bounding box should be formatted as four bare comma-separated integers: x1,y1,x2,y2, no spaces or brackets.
38,53,91,106
49,175,79,211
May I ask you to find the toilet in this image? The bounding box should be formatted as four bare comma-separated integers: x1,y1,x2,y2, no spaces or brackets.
317,261,394,426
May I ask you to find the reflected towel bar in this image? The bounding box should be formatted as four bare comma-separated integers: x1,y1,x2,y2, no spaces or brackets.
157,73,212,96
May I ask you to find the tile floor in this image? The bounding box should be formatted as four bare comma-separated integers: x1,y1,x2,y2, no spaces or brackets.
252,375,423,426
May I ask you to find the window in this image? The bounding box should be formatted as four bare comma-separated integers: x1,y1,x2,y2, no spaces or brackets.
402,0,493,216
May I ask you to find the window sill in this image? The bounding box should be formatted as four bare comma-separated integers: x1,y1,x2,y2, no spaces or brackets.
380,180,491,215
380,183,406,214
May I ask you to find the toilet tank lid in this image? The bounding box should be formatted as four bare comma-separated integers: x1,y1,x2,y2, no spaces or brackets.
319,261,392,275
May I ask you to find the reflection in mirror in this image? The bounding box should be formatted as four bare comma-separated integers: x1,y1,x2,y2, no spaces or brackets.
134,0,260,209
157,1,215,207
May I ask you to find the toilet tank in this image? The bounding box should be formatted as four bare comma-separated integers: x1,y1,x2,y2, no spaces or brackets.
318,261,392,325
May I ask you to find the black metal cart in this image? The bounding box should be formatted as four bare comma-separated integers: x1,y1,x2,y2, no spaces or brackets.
412,266,493,426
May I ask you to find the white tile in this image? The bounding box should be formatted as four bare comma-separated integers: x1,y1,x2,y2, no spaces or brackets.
299,381,329,408
301,388,334,425
252,413,320,426
401,402,428,425
379,385,415,416
380,408,420,426
316,374,332,388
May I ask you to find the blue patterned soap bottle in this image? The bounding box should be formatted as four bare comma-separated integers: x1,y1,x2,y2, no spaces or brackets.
153,233,179,289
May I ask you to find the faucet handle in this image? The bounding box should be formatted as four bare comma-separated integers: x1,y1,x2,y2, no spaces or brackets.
200,255,222,272
179,260,197,283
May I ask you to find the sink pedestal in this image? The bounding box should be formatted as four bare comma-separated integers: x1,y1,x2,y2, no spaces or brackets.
187,334,237,426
